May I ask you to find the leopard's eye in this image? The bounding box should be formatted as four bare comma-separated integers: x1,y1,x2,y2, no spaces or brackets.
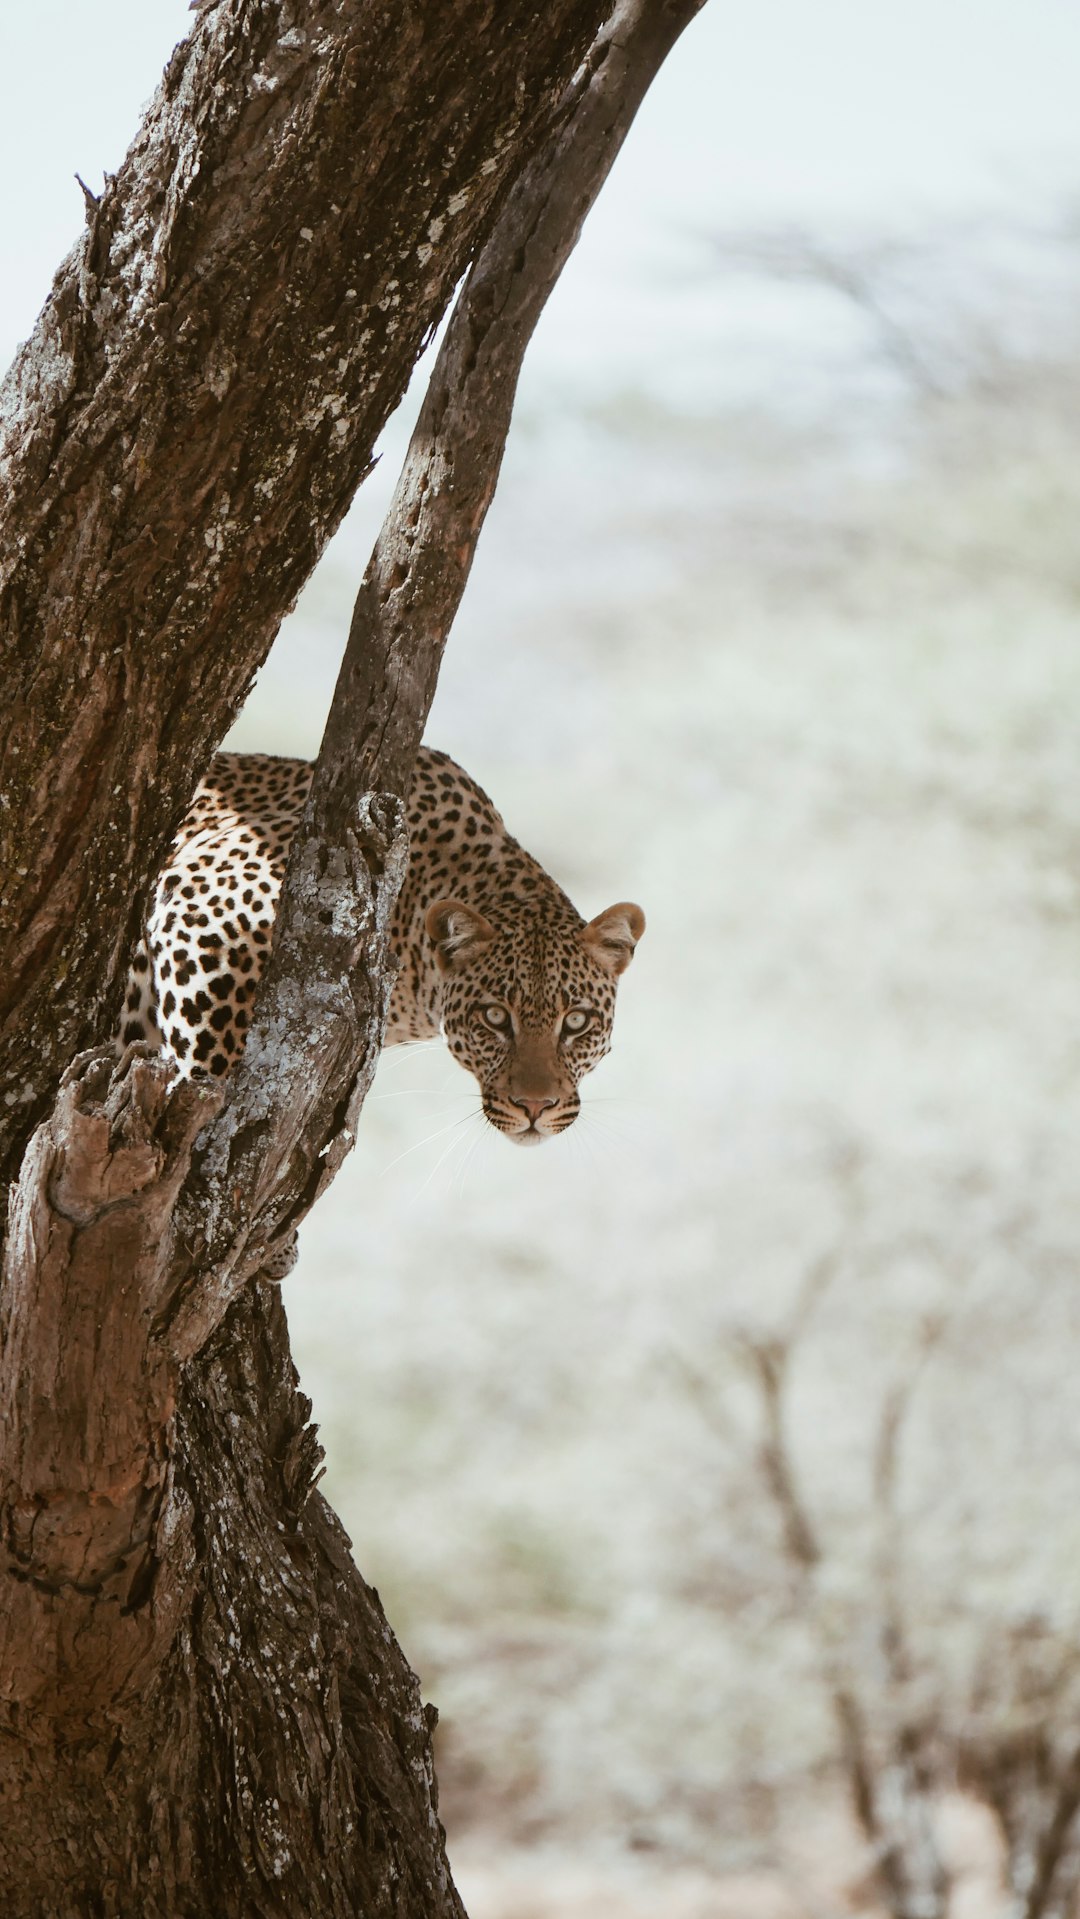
562,1008,592,1037
481,1003,510,1030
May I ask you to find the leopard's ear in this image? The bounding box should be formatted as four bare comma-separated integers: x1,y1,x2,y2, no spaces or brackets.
581,902,645,977
425,898,497,974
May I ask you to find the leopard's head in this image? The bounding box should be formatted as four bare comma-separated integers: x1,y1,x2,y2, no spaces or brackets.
425,897,645,1144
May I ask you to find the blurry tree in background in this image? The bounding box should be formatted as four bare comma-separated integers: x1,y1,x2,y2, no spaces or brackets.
686,1132,1080,1918
736,1289,950,1919
961,1622,1080,1919
729,1283,1080,1919
0,2,704,1912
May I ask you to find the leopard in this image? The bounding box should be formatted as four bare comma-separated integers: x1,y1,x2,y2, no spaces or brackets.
122,748,645,1145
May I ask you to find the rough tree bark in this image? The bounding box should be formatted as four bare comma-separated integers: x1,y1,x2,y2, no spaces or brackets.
0,2,704,1913
0,0,612,1210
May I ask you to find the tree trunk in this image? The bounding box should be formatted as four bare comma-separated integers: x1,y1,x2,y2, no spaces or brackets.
0,0,613,1207
0,3,704,1911
1,1055,456,1918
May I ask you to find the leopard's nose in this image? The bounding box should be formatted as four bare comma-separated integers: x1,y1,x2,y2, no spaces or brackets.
510,1095,557,1124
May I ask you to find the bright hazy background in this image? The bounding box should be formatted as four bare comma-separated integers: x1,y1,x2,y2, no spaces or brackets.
5,6,1080,1914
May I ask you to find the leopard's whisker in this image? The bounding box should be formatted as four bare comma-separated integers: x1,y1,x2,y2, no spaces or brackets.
369,1088,475,1101
457,1117,491,1197
380,1109,475,1176
414,1111,482,1200
374,1039,444,1071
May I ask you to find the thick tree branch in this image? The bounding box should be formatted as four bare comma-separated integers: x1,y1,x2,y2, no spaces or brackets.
0,0,614,1210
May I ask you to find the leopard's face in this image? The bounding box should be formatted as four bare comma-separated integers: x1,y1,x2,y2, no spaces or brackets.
425,898,645,1145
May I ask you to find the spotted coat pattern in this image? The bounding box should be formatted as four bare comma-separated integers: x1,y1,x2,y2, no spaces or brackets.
123,749,644,1144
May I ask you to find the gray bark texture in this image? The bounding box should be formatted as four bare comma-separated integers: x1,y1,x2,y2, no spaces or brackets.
0,1,704,1912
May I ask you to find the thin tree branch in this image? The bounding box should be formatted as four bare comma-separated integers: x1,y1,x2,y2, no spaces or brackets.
164,0,708,1362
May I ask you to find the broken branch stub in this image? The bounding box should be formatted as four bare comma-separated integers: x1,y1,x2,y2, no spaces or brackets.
0,1049,215,1719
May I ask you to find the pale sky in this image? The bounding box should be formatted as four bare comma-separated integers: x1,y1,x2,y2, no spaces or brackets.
2,1,1079,381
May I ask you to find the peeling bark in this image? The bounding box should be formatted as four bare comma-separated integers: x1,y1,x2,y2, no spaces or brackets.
0,2,705,1911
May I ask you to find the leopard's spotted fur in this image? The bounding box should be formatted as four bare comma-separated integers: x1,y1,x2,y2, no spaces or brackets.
123,749,644,1144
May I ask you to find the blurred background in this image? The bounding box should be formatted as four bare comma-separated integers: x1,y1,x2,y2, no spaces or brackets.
5,5,1080,1914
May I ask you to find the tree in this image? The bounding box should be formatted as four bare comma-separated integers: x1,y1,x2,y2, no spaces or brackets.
0,2,704,1911
684,1213,1080,1919
733,1289,951,1919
